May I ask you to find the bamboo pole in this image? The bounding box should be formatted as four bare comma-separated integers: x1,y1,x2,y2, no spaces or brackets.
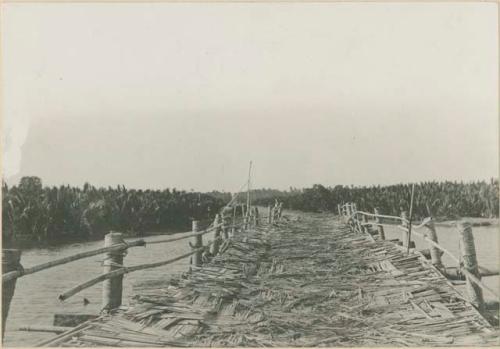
401,211,409,248
246,161,252,219
2,239,146,284
458,221,484,310
102,232,125,312
191,221,202,267
2,249,21,341
222,211,230,239
231,206,237,236
17,325,72,334
210,214,222,255
374,208,385,240
362,214,369,234
424,219,443,268
58,242,215,302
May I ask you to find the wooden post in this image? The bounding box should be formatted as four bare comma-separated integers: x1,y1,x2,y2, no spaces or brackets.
458,221,484,310
231,206,237,236
374,208,385,240
278,203,283,220
424,219,443,268
401,211,409,248
2,249,21,341
221,212,229,239
248,207,254,227
191,221,203,267
337,204,341,217
210,214,221,255
254,207,259,226
268,205,272,224
362,214,369,234
357,213,364,234
102,232,125,311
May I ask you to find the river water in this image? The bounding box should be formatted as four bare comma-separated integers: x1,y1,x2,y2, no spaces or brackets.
4,229,217,347
3,223,499,347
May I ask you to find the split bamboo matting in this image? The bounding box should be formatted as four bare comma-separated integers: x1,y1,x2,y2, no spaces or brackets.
40,214,499,347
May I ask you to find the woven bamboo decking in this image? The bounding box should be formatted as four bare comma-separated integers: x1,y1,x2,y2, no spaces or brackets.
41,214,499,347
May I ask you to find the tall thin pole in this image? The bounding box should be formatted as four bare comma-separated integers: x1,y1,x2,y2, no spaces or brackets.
406,183,416,254
246,161,252,218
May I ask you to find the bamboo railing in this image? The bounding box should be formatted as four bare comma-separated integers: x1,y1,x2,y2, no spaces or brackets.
1,192,286,342
338,202,499,310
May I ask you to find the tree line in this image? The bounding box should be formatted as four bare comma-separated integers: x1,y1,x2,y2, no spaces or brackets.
2,176,227,245
3,177,498,246
252,180,499,219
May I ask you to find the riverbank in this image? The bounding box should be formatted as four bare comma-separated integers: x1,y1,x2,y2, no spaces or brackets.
436,217,499,227
2,225,195,250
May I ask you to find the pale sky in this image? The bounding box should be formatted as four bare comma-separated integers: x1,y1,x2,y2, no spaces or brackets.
1,3,498,191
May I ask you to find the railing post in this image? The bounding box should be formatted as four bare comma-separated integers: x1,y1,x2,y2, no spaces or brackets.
191,221,203,267
231,206,237,236
424,219,443,268
102,232,125,311
222,212,230,239
243,214,249,230
254,207,259,226
210,214,221,255
362,214,369,234
401,211,409,248
2,249,21,341
458,221,484,310
268,205,272,224
241,205,246,220
374,208,385,240
248,207,254,227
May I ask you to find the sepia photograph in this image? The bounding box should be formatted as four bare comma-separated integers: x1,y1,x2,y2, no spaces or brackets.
1,1,499,347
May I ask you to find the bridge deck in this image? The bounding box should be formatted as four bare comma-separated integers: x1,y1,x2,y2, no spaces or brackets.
41,214,498,347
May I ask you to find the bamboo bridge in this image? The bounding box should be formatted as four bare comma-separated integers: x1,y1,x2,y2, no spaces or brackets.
3,203,500,347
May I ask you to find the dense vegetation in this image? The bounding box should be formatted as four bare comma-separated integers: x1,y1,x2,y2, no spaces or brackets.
2,177,227,245
3,177,498,246
252,180,499,219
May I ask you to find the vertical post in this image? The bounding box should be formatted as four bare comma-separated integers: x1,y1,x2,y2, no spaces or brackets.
254,207,259,226
243,213,248,230
362,214,369,234
2,249,21,341
221,212,229,239
246,161,252,220
337,204,341,217
424,219,443,268
239,204,244,218
231,206,237,236
191,220,203,267
249,207,254,227
458,221,484,310
102,232,125,311
210,214,221,255
278,202,283,220
374,208,385,240
401,211,409,248
356,212,364,234
268,205,272,224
